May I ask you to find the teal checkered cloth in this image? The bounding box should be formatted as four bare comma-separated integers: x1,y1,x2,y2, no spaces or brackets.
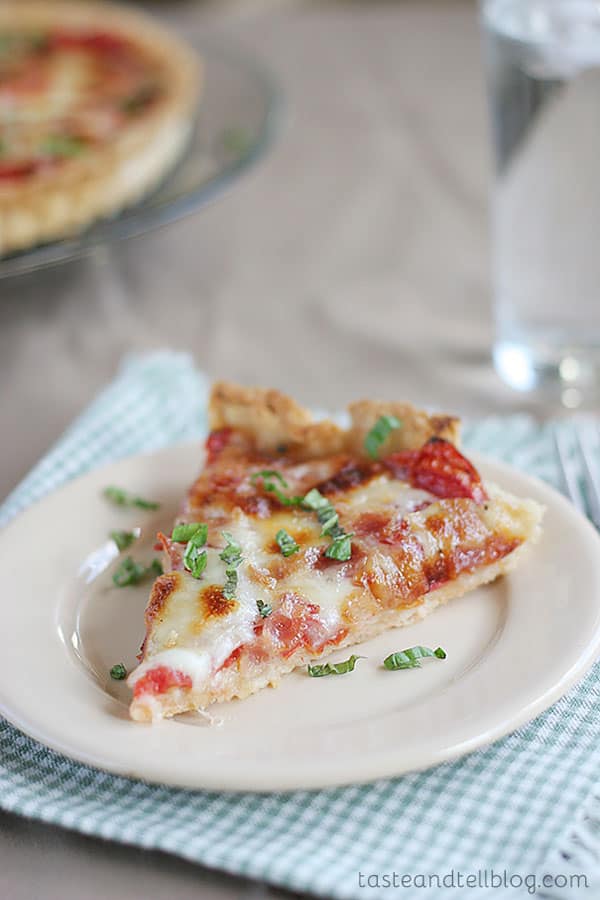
1,353,598,900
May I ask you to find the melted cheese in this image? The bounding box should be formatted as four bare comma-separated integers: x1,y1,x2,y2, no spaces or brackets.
128,536,260,691
130,467,537,710
337,475,433,516
130,477,443,692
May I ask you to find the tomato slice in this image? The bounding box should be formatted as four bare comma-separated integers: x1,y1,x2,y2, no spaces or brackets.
0,161,38,180
386,438,487,504
133,666,192,699
49,31,130,55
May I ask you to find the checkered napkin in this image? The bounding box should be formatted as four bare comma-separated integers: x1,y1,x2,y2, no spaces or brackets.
1,352,598,900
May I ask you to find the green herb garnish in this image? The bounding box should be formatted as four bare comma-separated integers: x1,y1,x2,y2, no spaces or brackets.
301,488,343,537
188,550,208,578
219,532,243,567
42,134,85,158
250,475,353,561
183,526,209,579
364,415,402,460
302,488,353,559
223,568,238,600
109,530,138,552
103,486,160,510
256,598,272,618
307,654,364,677
324,532,354,562
172,522,207,544
275,528,299,557
110,663,127,680
383,646,447,670
113,557,162,587
251,470,303,507
220,532,243,598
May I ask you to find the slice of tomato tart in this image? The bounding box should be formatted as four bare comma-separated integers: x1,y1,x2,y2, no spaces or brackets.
0,1,199,255
127,382,543,722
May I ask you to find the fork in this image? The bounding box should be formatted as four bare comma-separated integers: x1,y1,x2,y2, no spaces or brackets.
553,423,600,529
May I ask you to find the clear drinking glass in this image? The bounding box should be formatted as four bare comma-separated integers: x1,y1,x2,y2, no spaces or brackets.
481,0,600,407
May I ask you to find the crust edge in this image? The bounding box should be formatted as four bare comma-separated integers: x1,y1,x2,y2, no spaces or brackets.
209,381,461,459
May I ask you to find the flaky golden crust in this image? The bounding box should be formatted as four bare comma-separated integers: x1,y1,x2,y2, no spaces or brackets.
0,2,200,255
209,381,461,459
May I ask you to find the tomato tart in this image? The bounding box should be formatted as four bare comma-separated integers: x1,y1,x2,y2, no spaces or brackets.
127,383,543,722
0,1,199,255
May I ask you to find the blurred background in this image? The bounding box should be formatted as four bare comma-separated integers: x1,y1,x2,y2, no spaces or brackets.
1,0,503,500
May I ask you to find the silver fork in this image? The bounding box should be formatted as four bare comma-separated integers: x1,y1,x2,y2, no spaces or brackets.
553,423,600,529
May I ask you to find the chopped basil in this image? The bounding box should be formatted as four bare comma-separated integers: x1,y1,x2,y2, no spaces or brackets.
110,663,127,680
0,31,47,56
302,488,353,559
324,532,354,562
307,654,364,677
112,557,162,587
103,486,160,510
109,530,138,552
42,134,85,158
172,522,207,544
302,488,343,538
275,528,299,557
251,470,303,507
188,550,208,579
364,415,402,460
256,598,272,618
183,525,208,579
220,532,243,598
383,646,447,670
223,568,238,600
219,532,243,567
251,475,353,562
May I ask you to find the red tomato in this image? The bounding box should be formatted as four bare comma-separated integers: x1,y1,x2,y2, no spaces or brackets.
386,438,487,504
50,31,130,55
0,162,37,180
133,666,192,699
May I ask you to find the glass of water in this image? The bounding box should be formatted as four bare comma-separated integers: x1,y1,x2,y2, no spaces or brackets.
481,0,600,407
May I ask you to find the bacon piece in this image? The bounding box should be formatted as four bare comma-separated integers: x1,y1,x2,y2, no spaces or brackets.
155,531,184,571
264,592,331,659
316,460,379,496
133,666,192,699
385,438,487,504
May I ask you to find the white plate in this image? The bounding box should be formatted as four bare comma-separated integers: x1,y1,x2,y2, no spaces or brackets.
1,444,599,792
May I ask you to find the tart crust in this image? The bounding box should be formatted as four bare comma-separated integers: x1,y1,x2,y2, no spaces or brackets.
209,381,461,459
0,1,200,255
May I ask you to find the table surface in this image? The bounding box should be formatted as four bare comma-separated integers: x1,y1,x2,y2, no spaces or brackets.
0,1,544,897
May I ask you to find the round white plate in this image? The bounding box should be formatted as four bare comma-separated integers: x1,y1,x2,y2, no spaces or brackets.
1,444,599,792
